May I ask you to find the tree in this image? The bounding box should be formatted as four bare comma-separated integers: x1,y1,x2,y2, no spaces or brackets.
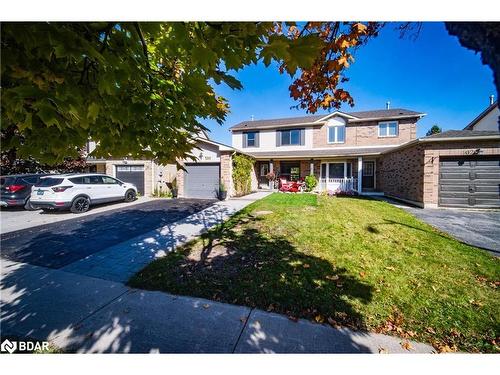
1,22,380,165
426,124,442,136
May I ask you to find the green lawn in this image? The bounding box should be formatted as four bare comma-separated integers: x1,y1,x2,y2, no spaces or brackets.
129,193,500,353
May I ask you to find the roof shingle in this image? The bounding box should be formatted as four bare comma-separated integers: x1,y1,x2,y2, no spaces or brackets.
230,108,424,131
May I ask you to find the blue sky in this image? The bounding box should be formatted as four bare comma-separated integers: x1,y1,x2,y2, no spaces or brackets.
202,22,496,145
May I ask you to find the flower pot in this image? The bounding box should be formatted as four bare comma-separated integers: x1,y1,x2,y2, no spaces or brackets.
171,188,178,198
218,191,227,200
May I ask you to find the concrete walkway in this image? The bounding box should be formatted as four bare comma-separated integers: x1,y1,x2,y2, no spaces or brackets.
61,192,272,283
0,258,434,353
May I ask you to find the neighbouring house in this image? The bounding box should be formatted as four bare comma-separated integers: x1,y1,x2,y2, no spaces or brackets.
230,104,500,208
230,107,425,195
85,131,249,199
463,96,499,131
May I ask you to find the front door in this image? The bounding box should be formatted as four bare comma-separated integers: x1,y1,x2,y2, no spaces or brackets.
362,161,375,190
258,162,270,189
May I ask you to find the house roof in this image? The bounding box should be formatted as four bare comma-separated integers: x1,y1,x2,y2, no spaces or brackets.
423,130,500,140
229,108,425,131
464,101,498,130
243,146,397,160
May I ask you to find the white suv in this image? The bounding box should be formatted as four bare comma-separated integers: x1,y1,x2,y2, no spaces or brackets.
30,173,138,213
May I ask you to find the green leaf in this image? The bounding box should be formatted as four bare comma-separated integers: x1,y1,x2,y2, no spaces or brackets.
88,102,100,121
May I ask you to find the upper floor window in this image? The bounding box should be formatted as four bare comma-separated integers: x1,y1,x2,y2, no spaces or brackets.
378,121,398,137
277,128,304,146
243,131,259,148
327,125,345,143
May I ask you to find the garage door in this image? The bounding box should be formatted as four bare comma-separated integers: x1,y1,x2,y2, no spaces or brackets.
184,163,220,199
439,156,500,208
116,165,145,195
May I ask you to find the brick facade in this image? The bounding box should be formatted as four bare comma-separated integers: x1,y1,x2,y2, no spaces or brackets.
378,140,500,207
313,118,417,148
220,151,233,197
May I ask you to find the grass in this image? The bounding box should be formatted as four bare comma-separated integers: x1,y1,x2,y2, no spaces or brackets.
129,193,500,353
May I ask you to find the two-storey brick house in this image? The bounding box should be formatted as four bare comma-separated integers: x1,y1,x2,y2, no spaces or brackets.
230,108,425,194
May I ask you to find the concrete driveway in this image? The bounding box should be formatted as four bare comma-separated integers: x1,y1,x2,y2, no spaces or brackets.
0,198,215,269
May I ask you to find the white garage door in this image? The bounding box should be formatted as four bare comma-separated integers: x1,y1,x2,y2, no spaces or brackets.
184,163,220,199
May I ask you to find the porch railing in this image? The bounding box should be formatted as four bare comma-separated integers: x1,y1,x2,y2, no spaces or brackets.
320,177,358,192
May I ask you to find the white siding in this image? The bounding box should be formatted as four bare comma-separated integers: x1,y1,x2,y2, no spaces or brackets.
470,106,500,131
232,128,313,151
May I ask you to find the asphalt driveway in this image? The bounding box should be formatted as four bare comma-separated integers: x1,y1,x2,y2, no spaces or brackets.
405,207,500,255
0,198,215,269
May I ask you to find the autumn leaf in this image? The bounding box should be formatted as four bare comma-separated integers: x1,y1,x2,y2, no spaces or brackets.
378,347,389,354
359,271,366,278
325,275,339,281
202,304,210,309
400,341,413,351
303,263,310,269
385,266,396,271
314,315,325,323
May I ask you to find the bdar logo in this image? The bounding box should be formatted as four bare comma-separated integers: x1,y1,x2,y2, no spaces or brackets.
1,339,17,353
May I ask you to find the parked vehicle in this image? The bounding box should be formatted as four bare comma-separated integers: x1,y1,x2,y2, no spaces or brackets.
30,173,138,213
0,174,52,210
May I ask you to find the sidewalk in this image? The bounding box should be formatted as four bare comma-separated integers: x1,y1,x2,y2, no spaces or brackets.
61,192,272,283
0,259,434,353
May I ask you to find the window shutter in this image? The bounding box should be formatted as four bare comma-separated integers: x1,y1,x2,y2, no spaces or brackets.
276,130,281,147
255,132,259,147
300,128,305,145
242,133,248,148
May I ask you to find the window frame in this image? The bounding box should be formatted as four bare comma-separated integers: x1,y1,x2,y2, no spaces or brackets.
327,124,346,144
378,121,399,138
279,128,302,146
243,131,258,148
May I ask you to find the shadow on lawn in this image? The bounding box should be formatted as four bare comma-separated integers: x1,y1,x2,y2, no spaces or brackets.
131,214,375,332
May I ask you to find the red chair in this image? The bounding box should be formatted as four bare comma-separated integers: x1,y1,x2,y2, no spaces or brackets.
279,178,293,192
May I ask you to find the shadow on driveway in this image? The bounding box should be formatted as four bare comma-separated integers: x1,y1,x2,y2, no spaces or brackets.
0,199,215,268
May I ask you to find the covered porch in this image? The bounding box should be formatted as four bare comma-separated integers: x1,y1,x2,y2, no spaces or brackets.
255,156,380,194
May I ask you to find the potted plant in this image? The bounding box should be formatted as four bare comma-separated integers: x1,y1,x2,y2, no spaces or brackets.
218,179,227,200
169,178,178,198
265,170,276,190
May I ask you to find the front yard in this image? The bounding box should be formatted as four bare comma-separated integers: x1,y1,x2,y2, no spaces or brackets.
129,193,500,353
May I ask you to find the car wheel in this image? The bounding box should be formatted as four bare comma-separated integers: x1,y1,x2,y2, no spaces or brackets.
70,196,90,213
125,189,136,202
24,198,37,211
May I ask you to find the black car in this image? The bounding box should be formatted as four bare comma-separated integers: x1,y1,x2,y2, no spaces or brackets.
0,174,52,210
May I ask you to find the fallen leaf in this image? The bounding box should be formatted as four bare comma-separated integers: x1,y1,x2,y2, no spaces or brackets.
385,266,395,271
314,315,324,323
203,304,210,309
303,263,310,269
378,347,389,354
400,341,413,351
431,285,438,292
326,275,339,281
359,271,366,278
407,330,416,337
426,327,436,334
469,299,484,307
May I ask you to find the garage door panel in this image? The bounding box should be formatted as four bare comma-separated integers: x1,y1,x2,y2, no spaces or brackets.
116,165,145,195
184,163,220,199
439,156,500,208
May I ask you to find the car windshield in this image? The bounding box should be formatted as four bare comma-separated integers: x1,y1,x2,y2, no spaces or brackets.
0,177,16,186
35,177,64,187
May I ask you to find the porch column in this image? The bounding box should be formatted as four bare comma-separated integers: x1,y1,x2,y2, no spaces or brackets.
357,156,363,193
309,159,314,176
269,160,274,190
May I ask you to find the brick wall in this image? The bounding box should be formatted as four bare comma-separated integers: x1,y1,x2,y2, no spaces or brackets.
220,151,232,197
313,118,417,148
377,144,426,204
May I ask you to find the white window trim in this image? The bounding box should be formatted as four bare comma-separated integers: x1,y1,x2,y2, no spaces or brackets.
378,121,399,138
327,125,346,144
244,131,257,148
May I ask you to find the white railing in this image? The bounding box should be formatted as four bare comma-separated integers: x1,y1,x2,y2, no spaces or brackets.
320,177,358,192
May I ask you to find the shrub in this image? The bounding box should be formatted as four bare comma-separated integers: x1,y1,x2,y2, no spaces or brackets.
304,175,318,192
232,154,254,196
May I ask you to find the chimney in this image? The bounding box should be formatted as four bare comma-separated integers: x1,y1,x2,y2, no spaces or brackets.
386,101,391,110
490,95,495,106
